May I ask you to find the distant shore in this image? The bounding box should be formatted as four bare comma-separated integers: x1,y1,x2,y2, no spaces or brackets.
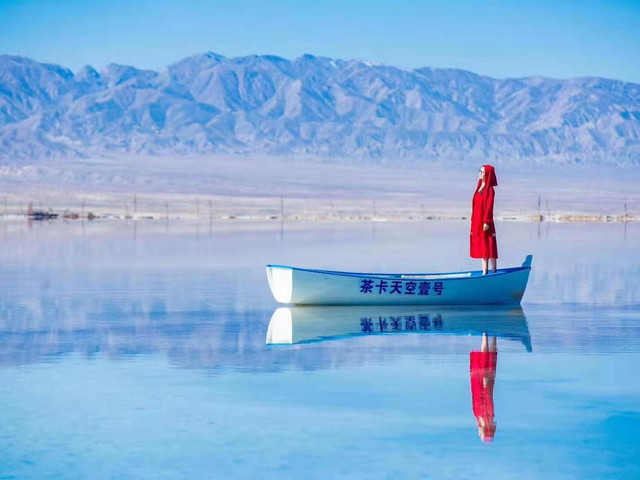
3,204,635,224
3,155,639,225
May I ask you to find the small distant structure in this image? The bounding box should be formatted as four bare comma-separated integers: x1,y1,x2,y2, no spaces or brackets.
27,202,59,220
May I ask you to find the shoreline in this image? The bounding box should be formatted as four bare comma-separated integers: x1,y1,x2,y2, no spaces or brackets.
3,212,636,223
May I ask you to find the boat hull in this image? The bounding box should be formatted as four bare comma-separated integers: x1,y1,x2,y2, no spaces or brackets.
266,256,532,306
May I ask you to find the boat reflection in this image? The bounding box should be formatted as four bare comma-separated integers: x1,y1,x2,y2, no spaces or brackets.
266,305,531,352
268,306,529,443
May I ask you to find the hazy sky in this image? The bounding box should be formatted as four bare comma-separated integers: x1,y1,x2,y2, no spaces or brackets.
1,0,639,82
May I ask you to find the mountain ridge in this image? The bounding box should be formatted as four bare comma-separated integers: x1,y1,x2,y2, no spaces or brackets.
1,53,639,164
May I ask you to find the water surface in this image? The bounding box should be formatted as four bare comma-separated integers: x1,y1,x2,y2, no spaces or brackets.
0,220,638,479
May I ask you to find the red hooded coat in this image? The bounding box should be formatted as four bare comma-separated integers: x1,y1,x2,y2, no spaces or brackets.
470,165,498,259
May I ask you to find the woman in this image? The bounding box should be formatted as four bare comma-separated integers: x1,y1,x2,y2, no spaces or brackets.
470,165,498,274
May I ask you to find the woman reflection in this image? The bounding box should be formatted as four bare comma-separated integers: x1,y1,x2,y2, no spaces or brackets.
470,333,497,442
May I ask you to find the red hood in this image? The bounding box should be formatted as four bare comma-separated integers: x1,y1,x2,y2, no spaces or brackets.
476,164,498,193
481,422,496,442
484,164,498,188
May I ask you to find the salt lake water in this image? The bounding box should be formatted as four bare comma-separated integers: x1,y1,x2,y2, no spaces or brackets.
0,219,638,479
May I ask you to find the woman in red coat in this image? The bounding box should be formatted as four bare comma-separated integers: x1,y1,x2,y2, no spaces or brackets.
470,165,498,274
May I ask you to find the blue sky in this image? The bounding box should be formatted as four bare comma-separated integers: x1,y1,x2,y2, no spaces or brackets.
1,0,639,82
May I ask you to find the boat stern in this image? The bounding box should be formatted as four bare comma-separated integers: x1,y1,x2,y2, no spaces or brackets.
510,255,533,304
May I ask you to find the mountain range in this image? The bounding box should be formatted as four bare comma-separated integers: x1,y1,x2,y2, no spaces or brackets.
1,53,639,164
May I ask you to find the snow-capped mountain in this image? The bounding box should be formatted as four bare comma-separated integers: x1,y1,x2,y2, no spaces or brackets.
1,53,639,164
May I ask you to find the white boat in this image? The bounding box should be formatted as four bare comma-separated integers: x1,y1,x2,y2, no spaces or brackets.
266,255,532,306
266,305,531,351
